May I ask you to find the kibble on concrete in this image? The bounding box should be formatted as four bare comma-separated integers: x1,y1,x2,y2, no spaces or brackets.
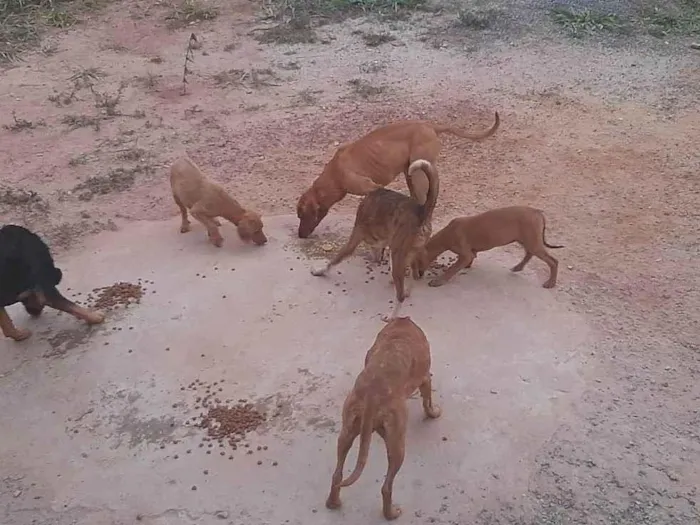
88,281,145,311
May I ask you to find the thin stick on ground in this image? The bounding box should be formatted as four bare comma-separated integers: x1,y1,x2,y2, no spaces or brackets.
181,33,198,96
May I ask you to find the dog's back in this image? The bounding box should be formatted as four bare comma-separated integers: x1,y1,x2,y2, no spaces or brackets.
353,189,424,246
0,225,62,307
354,317,430,404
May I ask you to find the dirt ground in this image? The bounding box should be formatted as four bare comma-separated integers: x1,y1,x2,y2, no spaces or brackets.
1,0,699,523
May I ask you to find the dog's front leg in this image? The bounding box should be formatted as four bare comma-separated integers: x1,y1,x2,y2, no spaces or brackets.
0,308,31,341
428,253,474,287
45,289,105,325
380,416,406,520
191,206,224,247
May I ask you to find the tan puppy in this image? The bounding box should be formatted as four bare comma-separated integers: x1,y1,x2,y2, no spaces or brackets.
416,206,563,288
311,159,439,321
296,112,500,238
326,317,441,521
170,157,267,247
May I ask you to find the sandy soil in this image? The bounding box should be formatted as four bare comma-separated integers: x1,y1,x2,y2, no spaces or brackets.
1,0,698,523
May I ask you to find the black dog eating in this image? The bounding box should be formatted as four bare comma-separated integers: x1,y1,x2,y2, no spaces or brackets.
0,225,104,341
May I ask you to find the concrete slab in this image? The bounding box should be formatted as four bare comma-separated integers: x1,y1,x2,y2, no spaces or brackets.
0,215,591,525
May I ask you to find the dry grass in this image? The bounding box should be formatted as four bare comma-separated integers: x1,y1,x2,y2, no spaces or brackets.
166,0,219,29
3,111,46,132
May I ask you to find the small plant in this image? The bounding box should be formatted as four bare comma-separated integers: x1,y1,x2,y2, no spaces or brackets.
166,0,219,29
356,30,395,47
69,67,105,90
295,88,322,106
181,33,197,95
457,7,500,30
3,111,45,132
42,8,77,28
48,89,77,107
348,78,385,99
641,3,700,38
212,68,280,89
62,114,101,131
550,6,624,38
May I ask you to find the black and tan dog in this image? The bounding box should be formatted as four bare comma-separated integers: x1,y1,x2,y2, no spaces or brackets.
311,159,439,321
326,317,441,520
0,225,105,341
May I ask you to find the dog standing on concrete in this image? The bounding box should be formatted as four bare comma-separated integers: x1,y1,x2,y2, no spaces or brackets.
326,317,441,520
296,112,500,238
311,159,439,321
170,157,267,247
416,206,563,288
0,225,105,341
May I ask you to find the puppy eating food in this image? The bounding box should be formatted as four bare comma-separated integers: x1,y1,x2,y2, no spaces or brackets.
311,159,439,321
325,317,441,520
170,156,267,247
0,225,105,341
296,112,500,238
416,206,563,288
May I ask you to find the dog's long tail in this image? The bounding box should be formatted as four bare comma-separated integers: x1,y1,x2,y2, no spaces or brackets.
339,399,375,487
542,213,564,249
433,112,500,141
408,159,439,225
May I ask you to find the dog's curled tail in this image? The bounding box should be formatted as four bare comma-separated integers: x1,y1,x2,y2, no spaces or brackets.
433,111,500,141
408,159,439,225
542,213,564,249
339,400,375,487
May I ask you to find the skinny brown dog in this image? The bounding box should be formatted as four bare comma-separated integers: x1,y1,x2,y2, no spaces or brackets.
170,157,267,247
296,112,500,238
326,317,441,521
311,159,439,321
416,205,564,288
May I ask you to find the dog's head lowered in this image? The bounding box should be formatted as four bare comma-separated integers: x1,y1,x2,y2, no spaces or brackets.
236,211,267,246
296,188,329,239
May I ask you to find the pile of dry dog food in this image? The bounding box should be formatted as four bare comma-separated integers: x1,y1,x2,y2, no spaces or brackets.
86,280,147,311
183,379,267,453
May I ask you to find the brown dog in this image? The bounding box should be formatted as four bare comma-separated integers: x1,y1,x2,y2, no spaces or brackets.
296,112,500,238
169,157,267,247
416,206,564,288
326,317,441,520
311,159,439,321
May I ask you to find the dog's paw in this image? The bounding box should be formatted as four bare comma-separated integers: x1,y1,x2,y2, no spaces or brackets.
542,281,556,289
9,328,32,341
212,218,222,226
426,405,442,419
428,279,444,287
87,311,106,325
311,266,328,277
209,237,224,248
180,224,191,234
325,496,342,510
384,505,402,520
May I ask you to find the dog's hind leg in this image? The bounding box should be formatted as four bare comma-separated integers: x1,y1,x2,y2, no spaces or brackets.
532,248,558,288
326,422,360,510
419,377,442,419
44,289,105,325
428,252,474,287
380,413,407,520
311,229,363,276
0,308,31,341
173,194,191,233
